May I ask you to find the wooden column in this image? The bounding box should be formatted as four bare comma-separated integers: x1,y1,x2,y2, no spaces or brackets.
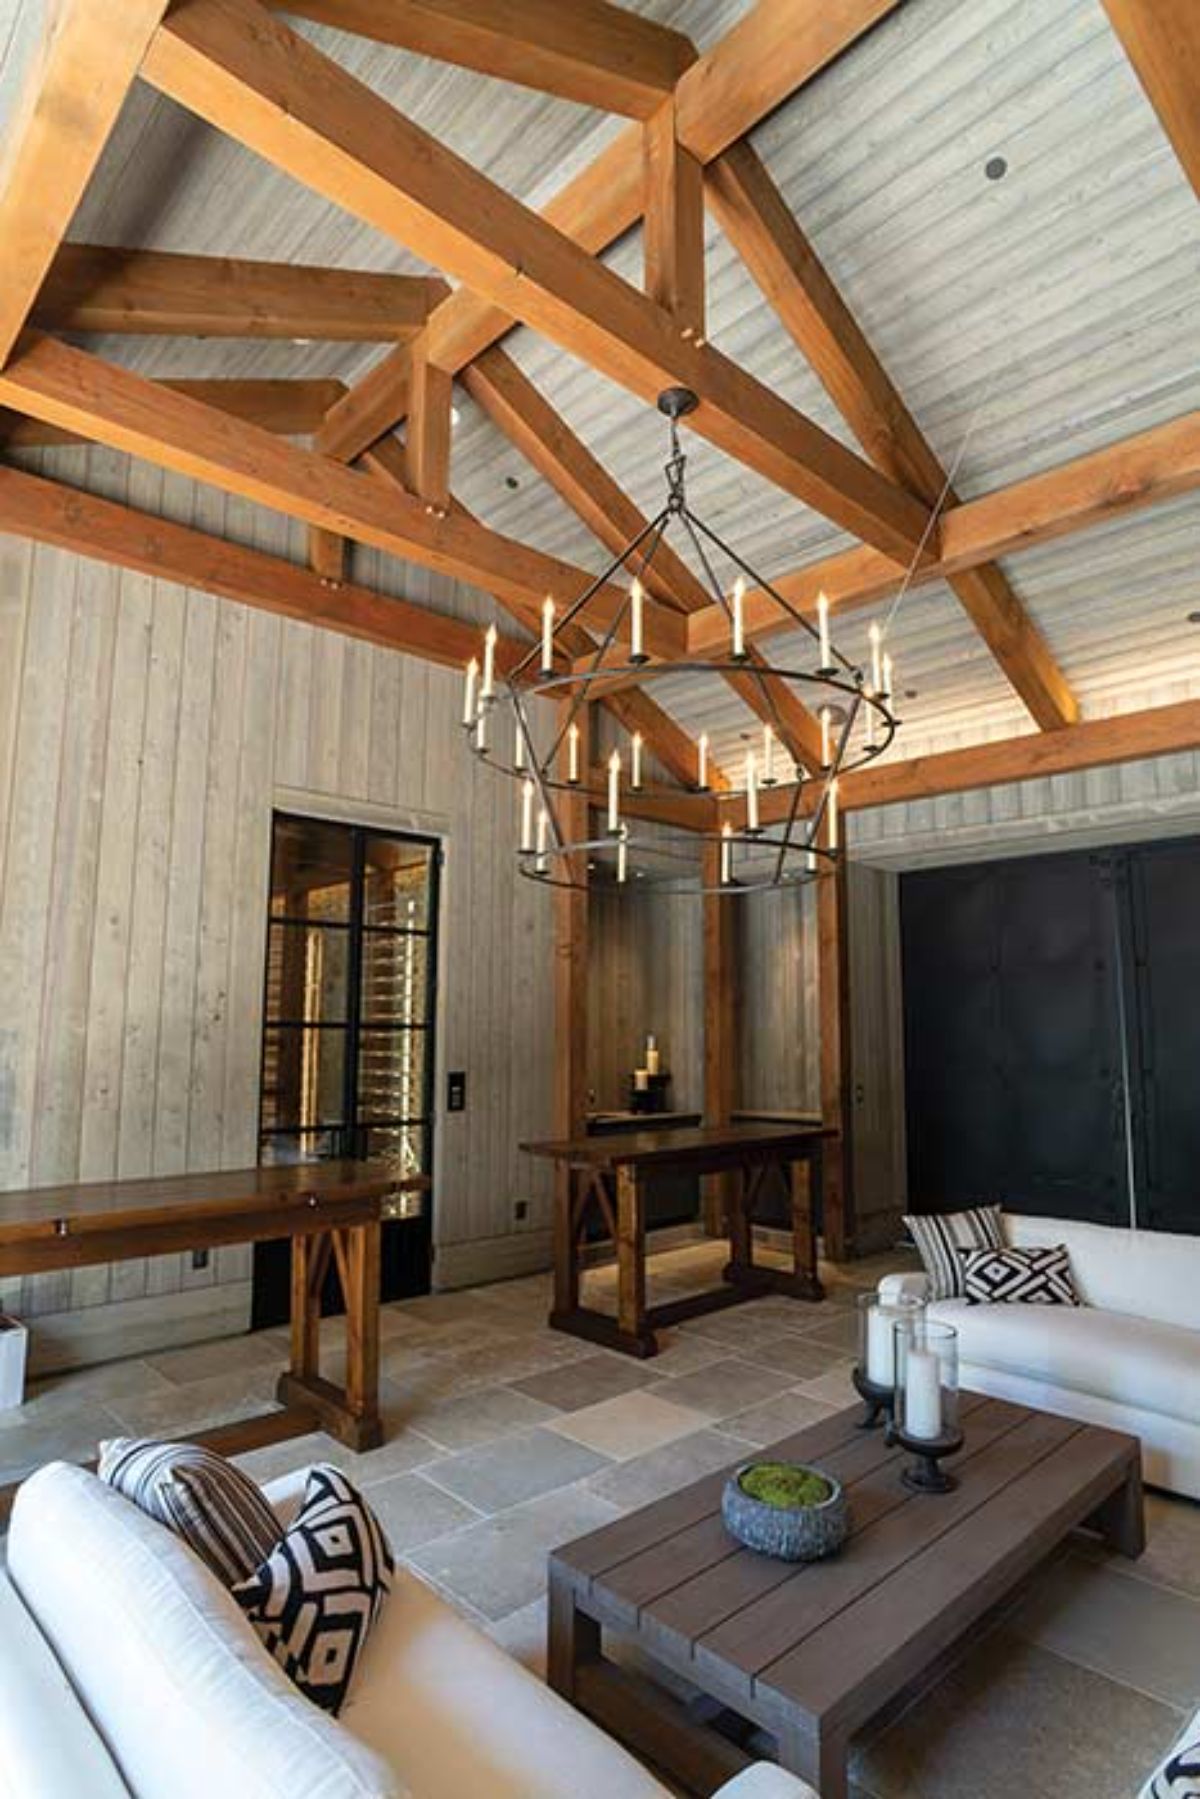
555,702,591,1192
817,860,853,1260
702,841,735,1234
644,99,706,342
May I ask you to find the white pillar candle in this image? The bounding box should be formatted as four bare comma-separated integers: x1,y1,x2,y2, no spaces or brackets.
697,733,709,790
630,577,644,659
631,731,644,790
866,1303,898,1387
520,778,534,852
607,749,621,833
820,707,832,768
462,657,478,726
645,1035,660,1075
731,576,745,659
541,597,555,673
817,590,831,669
720,820,733,885
904,1345,943,1441
535,807,549,874
744,749,759,832
869,622,883,694
762,722,775,784
481,623,497,699
566,721,581,783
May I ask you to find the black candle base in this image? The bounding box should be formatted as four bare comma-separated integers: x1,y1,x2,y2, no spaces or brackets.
895,1425,964,1494
851,1364,894,1432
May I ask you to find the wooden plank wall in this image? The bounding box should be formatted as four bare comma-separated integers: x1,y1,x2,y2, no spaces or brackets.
733,884,820,1113
0,447,554,1367
588,885,703,1113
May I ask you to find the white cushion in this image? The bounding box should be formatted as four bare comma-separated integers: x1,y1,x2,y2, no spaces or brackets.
1006,1215,1200,1334
0,1572,129,1799
7,1463,403,1799
341,1567,667,1799
929,1298,1200,1424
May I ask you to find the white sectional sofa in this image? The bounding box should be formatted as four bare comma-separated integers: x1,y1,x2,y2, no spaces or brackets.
881,1212,1200,1499
0,1459,816,1799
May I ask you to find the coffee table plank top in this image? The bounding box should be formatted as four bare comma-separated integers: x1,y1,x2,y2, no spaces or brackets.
552,1394,1140,1741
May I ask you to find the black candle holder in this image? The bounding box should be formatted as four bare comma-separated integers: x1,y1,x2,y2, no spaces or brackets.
851,1364,895,1432
894,1423,965,1494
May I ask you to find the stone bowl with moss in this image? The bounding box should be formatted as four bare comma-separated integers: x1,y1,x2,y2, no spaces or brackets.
721,1459,848,1561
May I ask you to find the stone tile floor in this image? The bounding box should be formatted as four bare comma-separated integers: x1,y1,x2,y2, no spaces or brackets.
4,1238,1197,1797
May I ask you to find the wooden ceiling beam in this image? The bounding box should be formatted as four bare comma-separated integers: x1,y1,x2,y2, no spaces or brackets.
0,0,169,367
688,410,1200,654
320,348,411,462
0,461,524,672
599,686,724,792
0,377,349,446
143,0,931,564
0,333,683,653
644,101,706,343
264,0,696,120
726,646,826,777
706,140,1077,732
32,244,446,339
1101,0,1200,199
405,343,453,515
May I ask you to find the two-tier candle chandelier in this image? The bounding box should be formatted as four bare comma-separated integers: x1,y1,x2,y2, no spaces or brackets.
460,388,899,894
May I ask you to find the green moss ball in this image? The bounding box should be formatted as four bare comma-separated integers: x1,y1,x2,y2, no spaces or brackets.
738,1462,831,1510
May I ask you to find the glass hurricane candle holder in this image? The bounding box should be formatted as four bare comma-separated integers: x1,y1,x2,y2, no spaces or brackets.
852,1292,924,1430
893,1319,963,1493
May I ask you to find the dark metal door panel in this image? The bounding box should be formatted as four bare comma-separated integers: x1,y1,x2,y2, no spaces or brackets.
1127,837,1200,1234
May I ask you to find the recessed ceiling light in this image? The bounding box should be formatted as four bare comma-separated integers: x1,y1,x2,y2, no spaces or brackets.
985,156,1008,182
1187,610,1200,625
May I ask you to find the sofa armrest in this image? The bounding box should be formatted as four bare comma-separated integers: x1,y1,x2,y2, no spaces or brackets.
714,1764,820,1799
878,1270,930,1305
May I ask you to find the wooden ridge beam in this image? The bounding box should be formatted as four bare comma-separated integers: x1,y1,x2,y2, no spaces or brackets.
265,0,696,120
0,461,524,672
0,0,169,367
0,377,349,446
0,333,683,653
1102,0,1200,199
688,411,1200,654
143,0,931,563
706,140,1077,732
32,244,445,339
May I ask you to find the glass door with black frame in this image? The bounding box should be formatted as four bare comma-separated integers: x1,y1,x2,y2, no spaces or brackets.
253,812,439,1328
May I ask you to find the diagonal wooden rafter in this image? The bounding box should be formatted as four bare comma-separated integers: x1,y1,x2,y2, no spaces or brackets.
0,377,349,446
142,0,931,565
265,0,696,120
0,332,685,655
461,345,824,774
705,140,1078,732
0,0,170,367
1101,0,1200,200
32,244,447,340
318,0,902,459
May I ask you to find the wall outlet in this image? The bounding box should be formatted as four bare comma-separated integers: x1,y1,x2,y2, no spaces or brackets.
191,1249,209,1272
514,1200,528,1222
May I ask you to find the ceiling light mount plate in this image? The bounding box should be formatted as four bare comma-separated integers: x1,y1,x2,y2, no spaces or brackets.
657,386,699,420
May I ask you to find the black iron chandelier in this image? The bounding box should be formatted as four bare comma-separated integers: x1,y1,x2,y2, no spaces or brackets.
460,388,899,894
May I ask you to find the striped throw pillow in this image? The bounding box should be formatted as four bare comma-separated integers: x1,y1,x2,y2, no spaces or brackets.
98,1439,282,1586
903,1205,1004,1300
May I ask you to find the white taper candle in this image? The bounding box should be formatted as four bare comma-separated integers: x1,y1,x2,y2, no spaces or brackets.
567,722,580,783
462,657,478,726
820,707,832,768
882,651,894,700
720,820,733,885
520,778,534,852
697,733,709,790
630,578,644,659
745,749,759,832
631,731,643,789
536,807,549,874
731,576,745,658
869,622,883,694
541,597,555,673
817,590,831,669
607,749,621,833
827,779,839,851
617,825,628,885
481,623,497,699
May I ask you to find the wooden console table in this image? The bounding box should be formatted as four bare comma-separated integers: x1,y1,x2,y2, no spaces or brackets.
522,1123,832,1358
0,1162,426,1491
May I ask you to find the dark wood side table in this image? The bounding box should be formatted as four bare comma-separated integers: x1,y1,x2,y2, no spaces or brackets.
549,1395,1143,1799
522,1123,832,1358
0,1161,428,1514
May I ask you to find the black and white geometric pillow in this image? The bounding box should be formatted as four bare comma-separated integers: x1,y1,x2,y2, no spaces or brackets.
98,1438,282,1586
1142,1731,1200,1798
961,1244,1080,1307
232,1464,393,1715
903,1205,1004,1299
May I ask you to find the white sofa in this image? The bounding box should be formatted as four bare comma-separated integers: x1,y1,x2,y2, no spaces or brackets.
881,1212,1200,1498
0,1459,816,1799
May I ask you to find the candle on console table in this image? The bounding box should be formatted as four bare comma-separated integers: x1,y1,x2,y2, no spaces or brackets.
634,1069,649,1093
645,1035,660,1076
903,1345,943,1441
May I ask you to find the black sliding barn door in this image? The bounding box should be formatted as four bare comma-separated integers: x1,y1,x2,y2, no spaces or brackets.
902,849,1130,1224
1125,837,1200,1233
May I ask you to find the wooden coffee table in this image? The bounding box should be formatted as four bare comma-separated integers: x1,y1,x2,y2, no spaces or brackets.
548,1395,1143,1798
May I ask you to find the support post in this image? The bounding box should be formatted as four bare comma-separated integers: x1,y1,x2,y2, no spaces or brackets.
702,840,735,1235
644,100,706,342
554,701,591,1247
817,860,853,1259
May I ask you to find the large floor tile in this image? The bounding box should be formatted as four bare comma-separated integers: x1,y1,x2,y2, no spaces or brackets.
407,1384,559,1452
793,1361,858,1408
234,1423,441,1489
853,1630,1183,1799
737,1331,849,1382
485,1595,548,1676
427,1426,611,1513
407,1486,621,1621
105,1367,281,1437
1008,1550,1200,1711
146,1332,286,1386
648,1357,796,1422
1107,1492,1200,1601
364,1469,481,1554
511,1353,659,1414
546,1391,709,1461
719,1387,839,1447
0,1402,126,1486
587,1426,743,1511
0,1357,173,1431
